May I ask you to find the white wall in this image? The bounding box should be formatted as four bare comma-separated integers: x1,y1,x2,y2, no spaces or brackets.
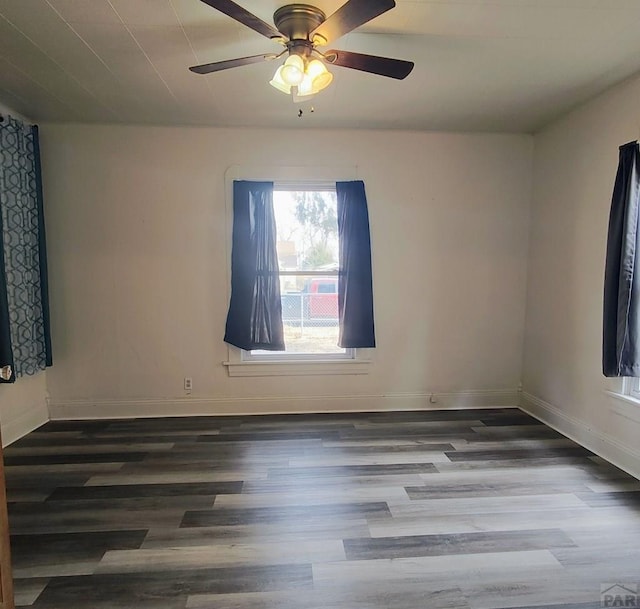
0,101,28,122
0,102,49,444
522,72,640,478
39,124,532,418
0,373,48,446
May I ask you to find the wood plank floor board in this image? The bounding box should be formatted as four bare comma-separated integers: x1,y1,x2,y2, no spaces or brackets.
388,492,589,517
469,424,565,438
195,431,342,442
339,424,486,438
4,452,149,466
84,470,266,486
404,481,593,500
212,486,410,508
3,443,176,456
418,465,600,483
46,481,243,501
11,529,148,568
5,408,639,609
478,414,540,426
4,462,124,477
133,454,291,467
342,528,577,560
450,438,578,451
241,473,426,493
312,550,564,584
445,447,593,462
9,506,187,535
180,501,392,527
10,495,216,515
6,473,91,491
368,505,640,537
433,456,603,472
96,539,346,573
29,564,313,608
462,576,608,609
186,585,471,609
13,579,48,607
307,442,458,454
266,462,440,478
140,520,372,548
37,421,112,432
584,479,640,492
104,417,224,432
13,434,201,447
574,490,640,507
288,452,453,466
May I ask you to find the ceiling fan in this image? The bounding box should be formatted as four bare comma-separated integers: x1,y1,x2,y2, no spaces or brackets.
189,0,414,101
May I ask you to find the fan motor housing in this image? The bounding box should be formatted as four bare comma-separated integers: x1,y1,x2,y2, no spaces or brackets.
273,4,326,41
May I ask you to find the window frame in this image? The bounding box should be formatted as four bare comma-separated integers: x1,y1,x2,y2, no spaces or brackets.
623,377,640,400
222,165,372,377
245,183,348,362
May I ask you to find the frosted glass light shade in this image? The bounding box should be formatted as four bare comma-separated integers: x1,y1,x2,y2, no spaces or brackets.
297,72,315,96
293,76,317,102
306,59,333,92
280,55,304,86
269,66,291,94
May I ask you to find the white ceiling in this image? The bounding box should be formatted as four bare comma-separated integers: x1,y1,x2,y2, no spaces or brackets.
1,0,640,132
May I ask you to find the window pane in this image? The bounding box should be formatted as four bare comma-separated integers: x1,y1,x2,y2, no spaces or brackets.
251,190,346,357
274,190,339,272
276,273,340,354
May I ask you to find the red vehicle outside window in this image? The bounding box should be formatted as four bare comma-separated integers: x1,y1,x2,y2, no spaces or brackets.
306,278,338,318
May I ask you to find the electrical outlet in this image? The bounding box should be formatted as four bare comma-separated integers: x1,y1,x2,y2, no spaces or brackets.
184,377,193,391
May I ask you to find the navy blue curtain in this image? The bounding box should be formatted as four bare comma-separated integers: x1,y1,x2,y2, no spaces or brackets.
33,126,52,367
336,181,376,348
224,181,285,351
0,209,13,381
603,141,640,377
0,116,52,383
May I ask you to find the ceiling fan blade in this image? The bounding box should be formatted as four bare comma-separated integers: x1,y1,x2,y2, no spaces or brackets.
310,0,396,45
325,50,414,79
198,0,282,39
190,53,277,75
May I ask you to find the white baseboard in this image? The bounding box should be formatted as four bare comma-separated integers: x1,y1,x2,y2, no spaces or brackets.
520,391,640,480
48,389,519,420
1,399,48,447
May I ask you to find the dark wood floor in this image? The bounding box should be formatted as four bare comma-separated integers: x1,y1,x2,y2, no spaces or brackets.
4,408,640,609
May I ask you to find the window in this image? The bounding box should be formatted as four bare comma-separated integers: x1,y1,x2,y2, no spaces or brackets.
245,186,353,361
222,169,374,377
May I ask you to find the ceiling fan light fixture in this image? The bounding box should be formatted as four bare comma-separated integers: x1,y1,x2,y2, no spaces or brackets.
280,54,305,86
190,1,415,98
269,66,292,94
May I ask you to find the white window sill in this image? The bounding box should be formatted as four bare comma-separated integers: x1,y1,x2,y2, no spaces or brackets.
604,390,640,423
223,359,371,377
605,389,640,407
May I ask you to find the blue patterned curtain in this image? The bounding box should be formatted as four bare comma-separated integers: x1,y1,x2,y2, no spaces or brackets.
0,116,52,382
